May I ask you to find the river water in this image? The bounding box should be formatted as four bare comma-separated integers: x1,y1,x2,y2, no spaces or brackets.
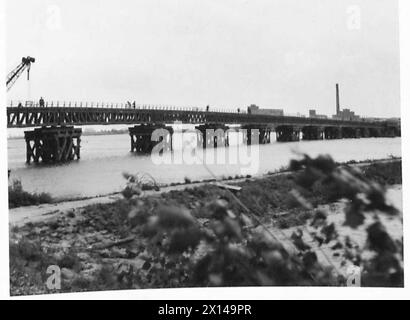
7,131,401,199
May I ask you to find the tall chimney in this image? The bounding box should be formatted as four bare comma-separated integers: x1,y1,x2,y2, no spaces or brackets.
336,83,340,115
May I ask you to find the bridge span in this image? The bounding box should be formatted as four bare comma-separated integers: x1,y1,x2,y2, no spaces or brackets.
6,103,401,164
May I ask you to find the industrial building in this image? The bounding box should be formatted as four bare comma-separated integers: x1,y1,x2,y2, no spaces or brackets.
247,104,284,116
332,83,361,121
309,109,328,119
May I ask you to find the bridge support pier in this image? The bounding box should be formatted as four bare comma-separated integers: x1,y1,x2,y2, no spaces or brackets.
276,125,300,142
369,128,382,138
302,126,324,140
354,128,362,138
129,124,173,154
24,126,82,164
360,128,370,138
196,124,229,148
341,127,357,139
324,127,342,139
241,125,272,145
382,127,397,138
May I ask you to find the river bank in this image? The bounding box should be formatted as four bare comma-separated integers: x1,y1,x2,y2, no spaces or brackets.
9,158,403,295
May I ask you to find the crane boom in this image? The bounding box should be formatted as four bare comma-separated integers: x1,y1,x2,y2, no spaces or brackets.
6,56,35,91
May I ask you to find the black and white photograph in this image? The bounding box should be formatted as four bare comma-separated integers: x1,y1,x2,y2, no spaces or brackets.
2,0,406,299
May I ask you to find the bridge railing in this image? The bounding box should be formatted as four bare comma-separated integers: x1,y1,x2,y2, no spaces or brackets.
7,101,394,128
8,100,247,114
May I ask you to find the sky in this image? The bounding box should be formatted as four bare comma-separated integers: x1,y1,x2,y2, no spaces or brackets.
6,0,401,118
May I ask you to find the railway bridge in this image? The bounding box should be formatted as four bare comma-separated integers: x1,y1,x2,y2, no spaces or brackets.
6,102,401,164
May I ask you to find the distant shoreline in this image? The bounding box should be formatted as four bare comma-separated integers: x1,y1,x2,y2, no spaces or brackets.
7,129,130,140
7,128,203,140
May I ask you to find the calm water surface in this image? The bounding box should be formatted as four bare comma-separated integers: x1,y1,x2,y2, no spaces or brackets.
8,132,401,199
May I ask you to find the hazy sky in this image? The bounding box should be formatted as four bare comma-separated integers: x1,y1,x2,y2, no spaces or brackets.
6,0,400,117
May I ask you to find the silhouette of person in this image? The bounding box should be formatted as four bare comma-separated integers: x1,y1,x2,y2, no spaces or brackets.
39,97,45,107
206,105,210,112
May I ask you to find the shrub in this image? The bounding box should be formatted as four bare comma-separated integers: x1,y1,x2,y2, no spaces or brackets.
288,155,403,287
137,155,403,287
122,172,160,199
8,179,53,208
142,201,335,286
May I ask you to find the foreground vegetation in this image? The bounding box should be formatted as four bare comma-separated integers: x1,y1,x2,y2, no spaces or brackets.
9,158,402,295
8,179,53,209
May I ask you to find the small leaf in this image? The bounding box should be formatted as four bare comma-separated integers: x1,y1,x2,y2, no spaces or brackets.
303,251,317,268
209,273,223,286
168,227,201,253
310,210,328,228
344,203,365,229
291,230,310,251
367,222,397,253
321,223,337,243
156,206,195,229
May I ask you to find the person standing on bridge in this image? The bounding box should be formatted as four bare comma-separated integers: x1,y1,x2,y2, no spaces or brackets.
206,105,210,112
39,97,45,107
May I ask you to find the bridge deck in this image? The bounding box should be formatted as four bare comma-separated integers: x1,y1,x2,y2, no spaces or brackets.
6,106,391,129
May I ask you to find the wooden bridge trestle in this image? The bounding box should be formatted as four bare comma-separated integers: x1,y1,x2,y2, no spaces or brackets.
24,126,81,164
129,124,174,154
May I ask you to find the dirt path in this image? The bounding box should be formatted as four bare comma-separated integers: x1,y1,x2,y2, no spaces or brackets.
9,194,122,227
9,178,251,227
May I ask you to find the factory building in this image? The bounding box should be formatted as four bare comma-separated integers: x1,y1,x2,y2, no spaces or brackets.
309,109,328,119
247,104,284,116
332,84,361,121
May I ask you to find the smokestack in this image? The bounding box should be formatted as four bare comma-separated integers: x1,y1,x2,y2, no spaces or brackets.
336,83,340,115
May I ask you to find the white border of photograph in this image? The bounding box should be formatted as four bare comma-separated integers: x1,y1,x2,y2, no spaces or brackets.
0,0,408,300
